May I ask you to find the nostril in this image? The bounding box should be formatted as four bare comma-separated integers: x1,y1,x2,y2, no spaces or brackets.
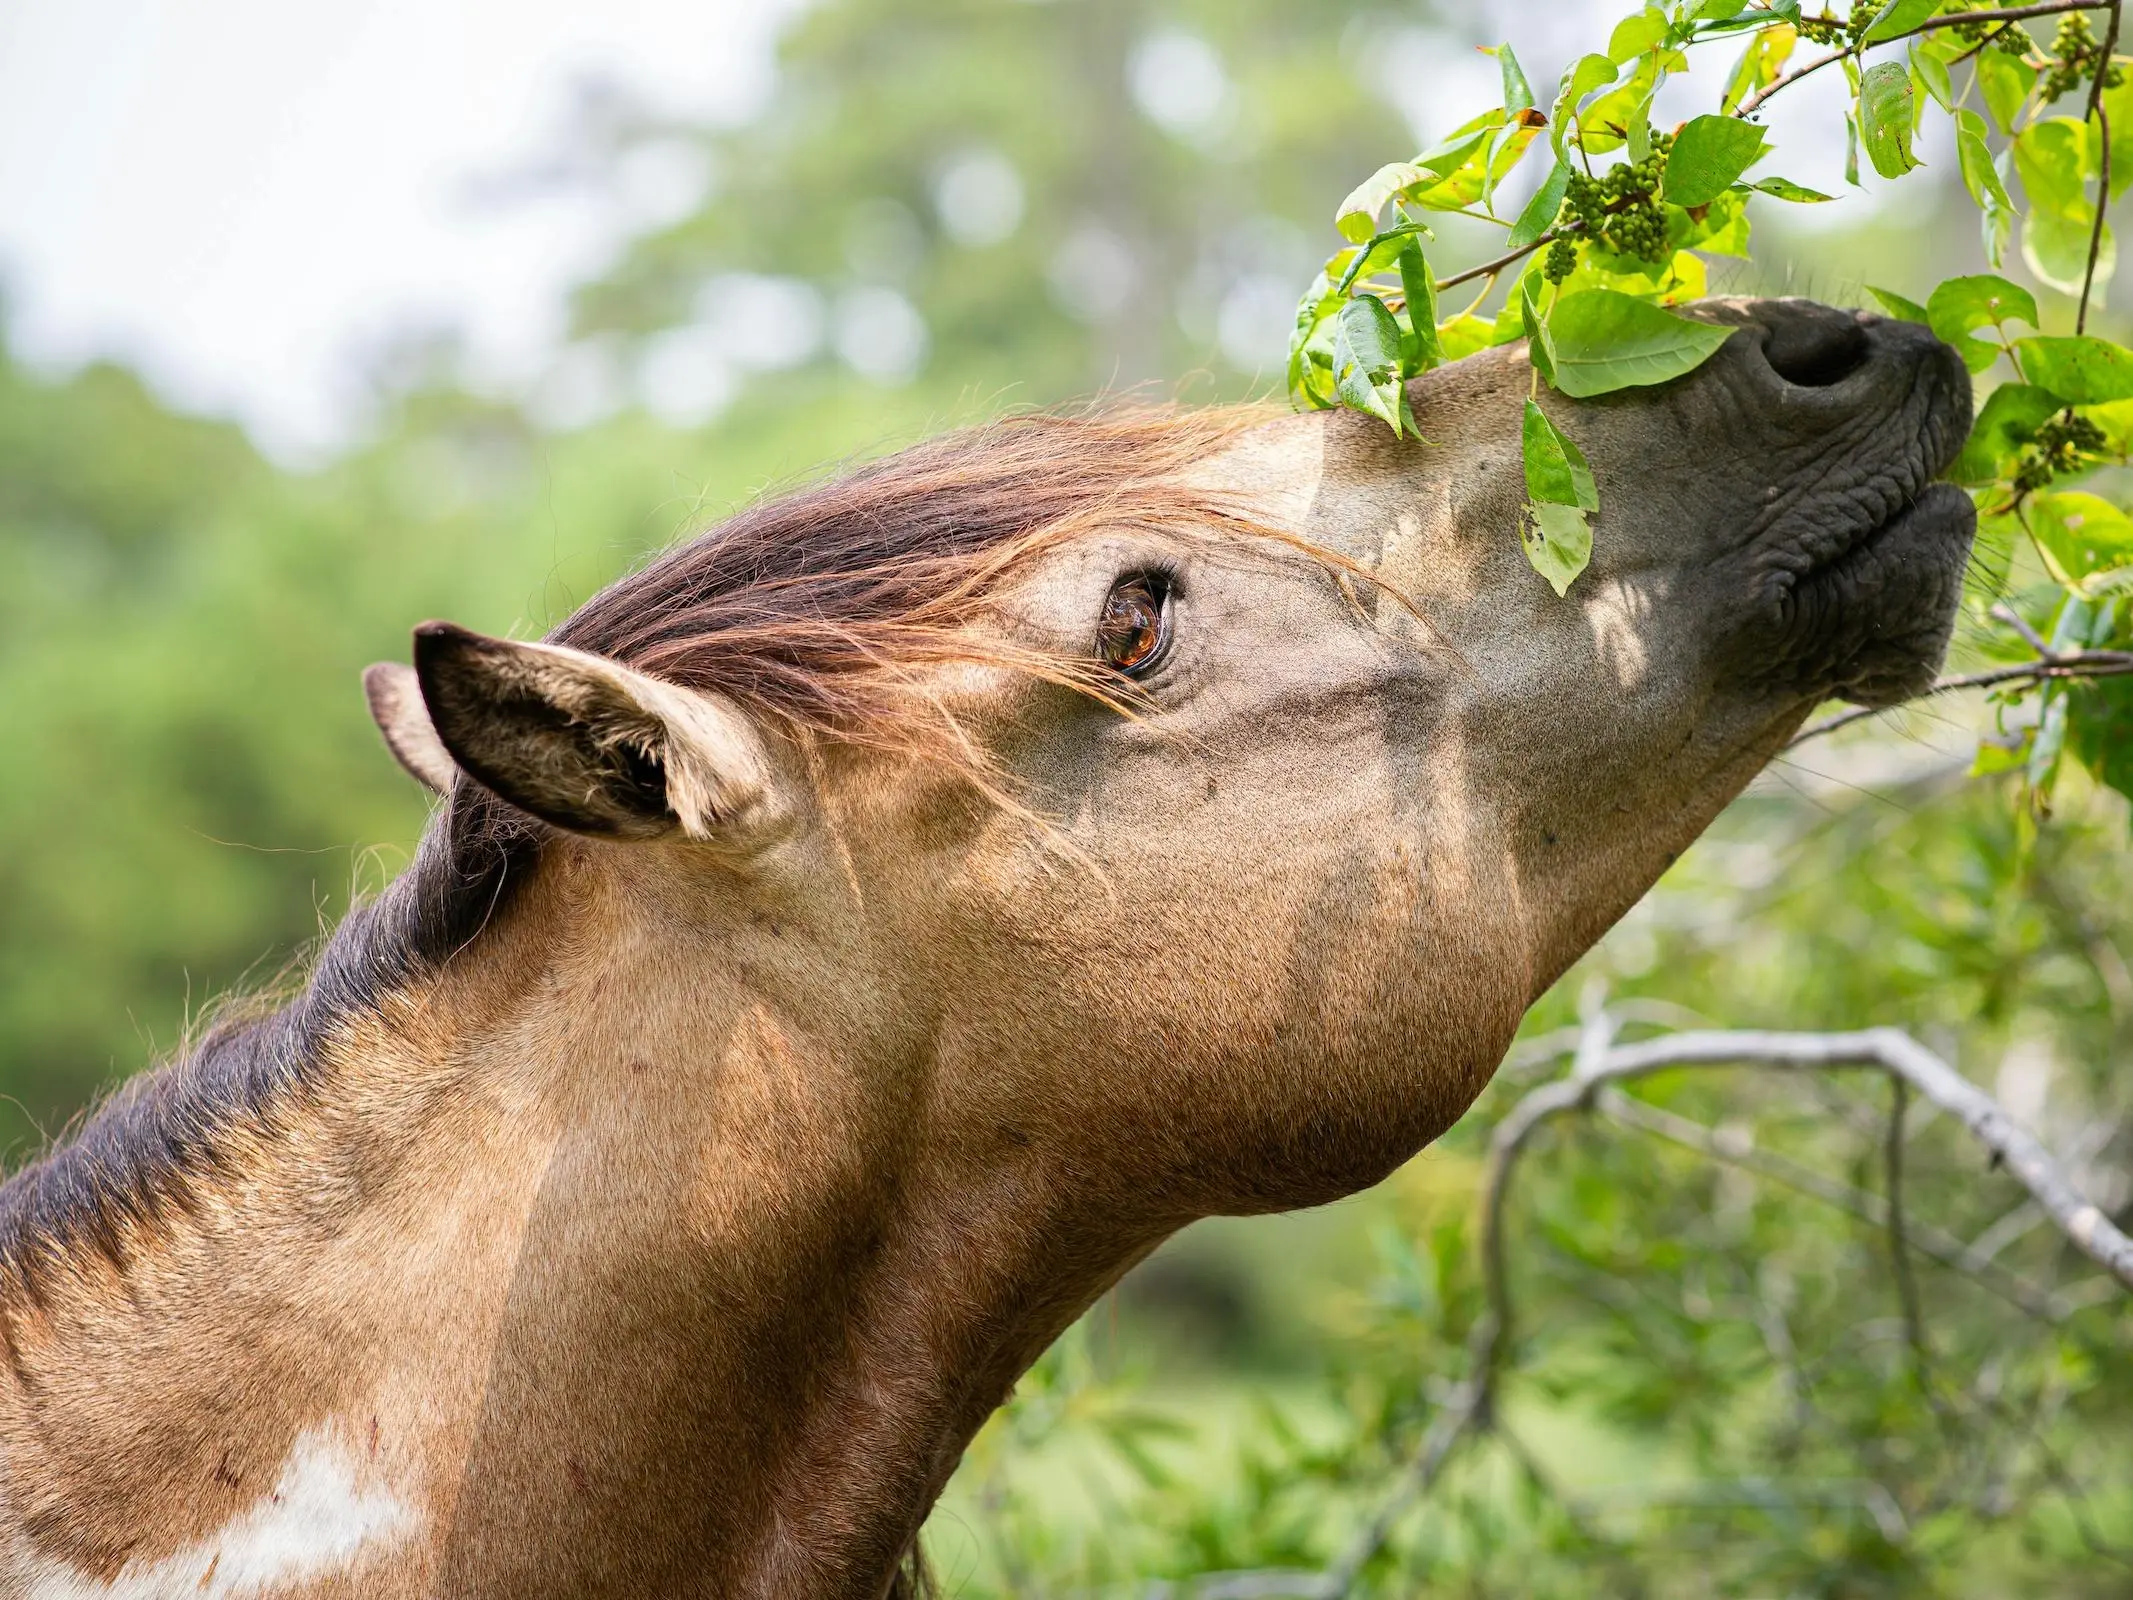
1764,312,1873,388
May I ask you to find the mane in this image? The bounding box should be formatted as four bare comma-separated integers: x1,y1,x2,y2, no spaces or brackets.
0,404,1274,1292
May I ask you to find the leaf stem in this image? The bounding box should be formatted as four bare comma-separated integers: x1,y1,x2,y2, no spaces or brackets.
2077,1,2123,334
1736,2,2116,118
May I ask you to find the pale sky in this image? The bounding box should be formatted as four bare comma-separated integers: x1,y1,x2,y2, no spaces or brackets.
0,0,1882,462
0,0,801,458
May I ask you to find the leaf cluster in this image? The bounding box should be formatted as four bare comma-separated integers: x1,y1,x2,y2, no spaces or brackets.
1293,0,2133,814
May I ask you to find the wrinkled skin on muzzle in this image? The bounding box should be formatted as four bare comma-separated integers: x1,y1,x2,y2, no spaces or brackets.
1317,297,1976,1005
1548,298,1975,706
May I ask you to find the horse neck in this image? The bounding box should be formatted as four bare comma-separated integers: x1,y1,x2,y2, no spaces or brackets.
0,843,1135,1599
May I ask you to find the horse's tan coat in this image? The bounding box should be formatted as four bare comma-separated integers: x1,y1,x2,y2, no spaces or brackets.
0,311,1971,1599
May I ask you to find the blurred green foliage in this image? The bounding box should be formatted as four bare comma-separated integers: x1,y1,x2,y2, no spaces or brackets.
1,0,2128,1593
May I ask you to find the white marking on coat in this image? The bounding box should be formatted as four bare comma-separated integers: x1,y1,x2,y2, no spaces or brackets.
13,1423,419,1598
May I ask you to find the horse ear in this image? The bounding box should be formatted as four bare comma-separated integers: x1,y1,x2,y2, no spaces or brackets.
364,662,459,794
408,620,789,843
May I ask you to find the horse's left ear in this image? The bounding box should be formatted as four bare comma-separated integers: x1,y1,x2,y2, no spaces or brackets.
404,621,791,843
364,662,459,794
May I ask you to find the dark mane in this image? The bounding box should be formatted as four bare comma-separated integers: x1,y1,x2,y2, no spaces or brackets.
0,406,1265,1290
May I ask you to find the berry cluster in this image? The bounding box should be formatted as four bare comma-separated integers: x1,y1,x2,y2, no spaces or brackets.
1947,5,2036,58
1795,9,1868,48
1551,131,1674,281
2013,411,2107,494
2042,12,2124,103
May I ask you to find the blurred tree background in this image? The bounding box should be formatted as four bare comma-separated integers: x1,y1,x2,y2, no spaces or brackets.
1,0,2128,1592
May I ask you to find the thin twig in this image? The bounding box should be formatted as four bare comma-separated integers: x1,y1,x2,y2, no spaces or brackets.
1991,600,2056,657
1208,1017,2129,1599
1597,1088,2069,1321
1572,1029,2133,1288
1787,651,2133,746
1736,4,2105,117
1884,1077,1938,1403
2077,1,2123,334
1435,223,1578,293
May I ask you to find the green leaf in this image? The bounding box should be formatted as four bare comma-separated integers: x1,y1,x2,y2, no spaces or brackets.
2085,395,2133,455
1910,43,1952,112
1625,88,1659,164
1287,254,1355,409
1671,190,1752,256
2068,675,2133,802
1493,41,1536,115
1978,48,2038,135
2104,74,2133,197
1926,274,2039,373
2016,336,2133,402
1865,285,1929,322
1553,54,1620,161
1522,276,1557,388
1749,175,1835,203
1401,115,1545,213
1954,109,2014,268
1579,54,1672,157
1950,382,2062,484
2016,118,2089,216
1510,159,1573,250
1607,8,1668,63
1436,311,1505,362
1859,62,1921,179
2014,117,2112,295
2030,491,2133,579
1397,241,1441,373
1333,295,1408,433
1541,289,1734,397
1334,222,1433,295
2029,679,2070,798
2023,206,2114,297
1665,114,1770,207
1862,0,1939,45
1723,23,1797,113
1523,502,1595,596
1337,162,1426,243
1523,399,1600,511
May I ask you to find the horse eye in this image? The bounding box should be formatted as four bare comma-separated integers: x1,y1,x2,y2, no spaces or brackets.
1096,573,1172,675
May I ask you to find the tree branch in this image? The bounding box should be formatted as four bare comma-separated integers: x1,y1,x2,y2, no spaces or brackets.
2077,1,2123,334
1434,223,1580,293
1732,4,2117,119
1597,1087,2070,1321
1568,1028,2133,1289
1787,650,2133,746
1217,1018,2133,1600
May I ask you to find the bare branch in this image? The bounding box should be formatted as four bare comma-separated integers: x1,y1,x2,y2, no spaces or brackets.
1195,1011,2128,1600
1787,651,2133,747
1991,601,2056,658
1572,1028,2133,1289
1597,1088,2070,1321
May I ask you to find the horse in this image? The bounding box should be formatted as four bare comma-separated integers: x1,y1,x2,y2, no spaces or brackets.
0,299,1971,1598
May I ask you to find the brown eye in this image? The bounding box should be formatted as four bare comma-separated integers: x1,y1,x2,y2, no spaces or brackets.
1096,573,1172,675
